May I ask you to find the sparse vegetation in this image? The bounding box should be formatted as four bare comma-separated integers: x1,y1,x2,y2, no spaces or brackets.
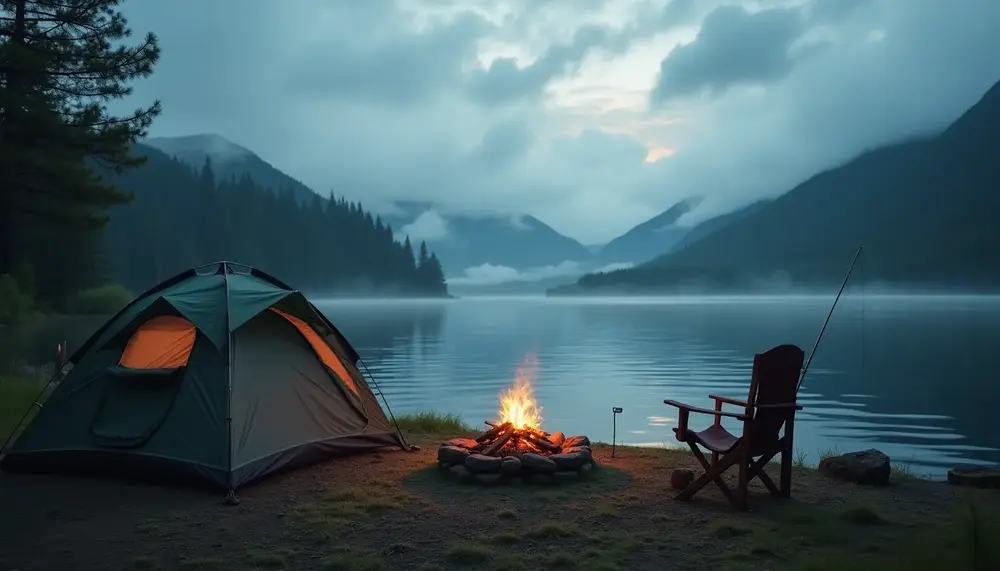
443,542,492,565
0,376,46,441
394,411,474,436
2,418,998,571
323,546,387,571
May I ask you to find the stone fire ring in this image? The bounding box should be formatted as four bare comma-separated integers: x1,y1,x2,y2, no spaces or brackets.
437,434,598,485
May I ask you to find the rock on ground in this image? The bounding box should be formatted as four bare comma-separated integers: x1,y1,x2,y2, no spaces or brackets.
818,449,891,486
670,468,694,490
443,438,478,449
521,453,558,474
947,465,1000,489
437,446,470,465
465,454,503,474
500,456,522,476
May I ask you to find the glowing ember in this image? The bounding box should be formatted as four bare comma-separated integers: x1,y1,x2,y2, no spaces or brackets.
498,355,542,431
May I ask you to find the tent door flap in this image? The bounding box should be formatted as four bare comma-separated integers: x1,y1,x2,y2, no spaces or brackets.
89,366,186,449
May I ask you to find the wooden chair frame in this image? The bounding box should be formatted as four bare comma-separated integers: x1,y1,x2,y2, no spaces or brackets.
664,344,804,510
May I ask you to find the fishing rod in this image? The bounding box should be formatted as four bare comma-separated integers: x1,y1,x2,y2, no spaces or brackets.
797,246,864,394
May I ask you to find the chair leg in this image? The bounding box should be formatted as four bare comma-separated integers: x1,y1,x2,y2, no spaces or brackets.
748,452,781,496
736,448,748,511
779,443,793,498
677,444,741,506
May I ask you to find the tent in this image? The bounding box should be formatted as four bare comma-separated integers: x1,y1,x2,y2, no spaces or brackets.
0,262,406,493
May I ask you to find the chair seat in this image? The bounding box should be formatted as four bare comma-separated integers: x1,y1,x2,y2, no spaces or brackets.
674,424,741,454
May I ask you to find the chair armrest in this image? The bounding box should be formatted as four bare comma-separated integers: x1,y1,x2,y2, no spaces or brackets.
709,394,747,407
663,400,750,420
756,402,803,410
665,399,749,441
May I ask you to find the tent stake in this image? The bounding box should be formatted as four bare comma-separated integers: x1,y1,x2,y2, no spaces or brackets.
223,490,240,506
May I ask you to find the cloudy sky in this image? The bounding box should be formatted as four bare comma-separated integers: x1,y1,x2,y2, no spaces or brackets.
121,0,1000,245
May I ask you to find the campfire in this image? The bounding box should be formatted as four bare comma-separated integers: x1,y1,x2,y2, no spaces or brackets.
437,357,596,485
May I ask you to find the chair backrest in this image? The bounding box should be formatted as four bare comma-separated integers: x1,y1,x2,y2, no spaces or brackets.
744,344,805,447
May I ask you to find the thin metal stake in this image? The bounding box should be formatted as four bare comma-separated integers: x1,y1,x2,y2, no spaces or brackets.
612,407,623,458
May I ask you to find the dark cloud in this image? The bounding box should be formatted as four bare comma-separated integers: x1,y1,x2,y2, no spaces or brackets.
808,0,871,23
465,25,618,106
652,5,808,103
286,12,489,106
471,120,535,168
112,0,1000,245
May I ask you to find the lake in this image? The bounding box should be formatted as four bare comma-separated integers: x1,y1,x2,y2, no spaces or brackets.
315,295,1000,479
4,295,998,479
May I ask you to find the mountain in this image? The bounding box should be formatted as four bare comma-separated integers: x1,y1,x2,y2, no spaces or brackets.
144,134,318,204
666,199,771,255
595,196,703,265
551,79,1000,295
100,144,447,297
379,201,593,276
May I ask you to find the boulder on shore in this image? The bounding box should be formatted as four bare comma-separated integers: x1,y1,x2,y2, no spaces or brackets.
947,465,1000,489
818,449,891,486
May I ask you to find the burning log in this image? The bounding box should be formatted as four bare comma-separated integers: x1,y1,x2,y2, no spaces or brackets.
523,432,561,453
482,429,514,456
476,421,511,443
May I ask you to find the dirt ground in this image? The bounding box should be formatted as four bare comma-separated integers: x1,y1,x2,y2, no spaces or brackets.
0,441,996,571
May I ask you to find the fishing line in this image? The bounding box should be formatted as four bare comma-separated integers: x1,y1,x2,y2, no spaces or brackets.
798,246,864,394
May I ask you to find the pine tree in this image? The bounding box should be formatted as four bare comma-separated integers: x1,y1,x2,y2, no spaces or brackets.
424,253,447,296
417,241,430,270
0,0,161,279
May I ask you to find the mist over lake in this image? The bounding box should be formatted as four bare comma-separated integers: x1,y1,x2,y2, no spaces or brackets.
310,294,1000,479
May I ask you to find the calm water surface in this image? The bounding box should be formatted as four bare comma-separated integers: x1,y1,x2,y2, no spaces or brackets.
316,295,1000,478
4,295,997,479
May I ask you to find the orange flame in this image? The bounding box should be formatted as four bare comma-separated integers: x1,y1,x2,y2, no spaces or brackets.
498,355,542,430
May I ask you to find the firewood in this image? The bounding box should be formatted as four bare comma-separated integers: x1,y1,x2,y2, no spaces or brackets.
482,430,514,456
524,432,561,453
476,422,510,443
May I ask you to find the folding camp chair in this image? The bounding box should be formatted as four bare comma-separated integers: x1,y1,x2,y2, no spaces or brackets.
664,344,805,510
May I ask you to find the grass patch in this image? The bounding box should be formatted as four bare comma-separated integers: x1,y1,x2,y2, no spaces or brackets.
594,503,620,520
709,518,754,538
486,532,521,546
841,505,885,525
394,411,473,436
287,485,409,539
245,548,295,568
543,552,578,568
133,519,159,534
179,557,224,570
496,507,518,520
444,542,492,565
818,446,841,461
523,521,578,540
324,546,386,571
129,556,158,570
0,376,47,441
793,448,809,468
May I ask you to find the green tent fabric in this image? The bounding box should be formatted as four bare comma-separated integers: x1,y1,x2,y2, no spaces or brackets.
0,262,406,492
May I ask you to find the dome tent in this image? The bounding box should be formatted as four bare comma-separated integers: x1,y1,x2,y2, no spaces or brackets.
1,262,406,495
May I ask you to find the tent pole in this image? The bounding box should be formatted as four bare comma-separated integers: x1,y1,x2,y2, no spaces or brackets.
1,342,68,454
221,261,239,505
358,358,411,450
